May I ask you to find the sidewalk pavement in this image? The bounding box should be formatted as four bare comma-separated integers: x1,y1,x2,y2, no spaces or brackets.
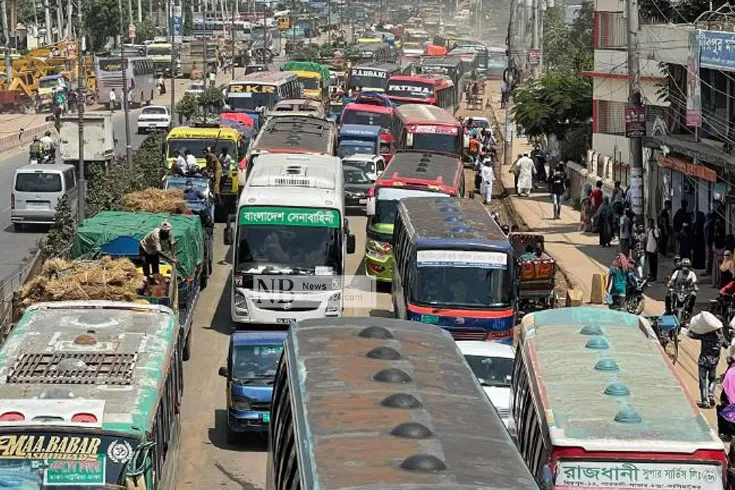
484,79,725,428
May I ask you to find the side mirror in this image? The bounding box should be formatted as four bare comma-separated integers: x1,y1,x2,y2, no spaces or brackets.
218,366,228,377
347,233,356,254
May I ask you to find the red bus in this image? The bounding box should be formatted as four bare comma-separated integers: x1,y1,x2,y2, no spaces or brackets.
390,104,462,156
384,74,459,113
341,102,393,162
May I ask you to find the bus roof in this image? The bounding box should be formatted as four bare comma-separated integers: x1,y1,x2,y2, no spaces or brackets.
252,115,336,154
394,103,460,126
377,151,462,193
518,307,724,452
358,42,390,52
233,71,298,84
342,103,393,115
0,301,178,437
285,317,539,490
420,55,462,68
339,124,381,137
167,126,240,140
351,62,401,72
399,197,509,250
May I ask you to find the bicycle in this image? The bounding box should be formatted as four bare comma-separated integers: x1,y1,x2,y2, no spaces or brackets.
647,315,681,364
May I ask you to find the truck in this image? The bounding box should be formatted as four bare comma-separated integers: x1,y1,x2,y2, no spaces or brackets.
58,113,115,174
72,211,210,360
280,61,330,102
508,232,557,314
179,40,218,78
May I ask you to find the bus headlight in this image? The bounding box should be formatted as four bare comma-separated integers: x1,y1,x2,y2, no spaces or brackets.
326,292,341,312
234,290,248,310
231,395,251,411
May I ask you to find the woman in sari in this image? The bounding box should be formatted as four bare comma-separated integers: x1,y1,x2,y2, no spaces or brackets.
579,183,593,232
596,196,615,247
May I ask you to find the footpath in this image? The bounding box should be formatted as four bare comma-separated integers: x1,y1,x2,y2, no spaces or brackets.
483,80,724,427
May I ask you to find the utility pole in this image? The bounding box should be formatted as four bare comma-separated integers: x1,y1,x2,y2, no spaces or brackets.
261,2,265,64
503,0,517,167
121,50,133,168
127,0,133,33
626,0,643,218
77,9,86,220
67,0,72,38
202,35,207,123
43,0,51,44
170,0,177,127
55,0,62,40
231,2,235,79
531,0,539,78
137,0,142,22
1,0,12,80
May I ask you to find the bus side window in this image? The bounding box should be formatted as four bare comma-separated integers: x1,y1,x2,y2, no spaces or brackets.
271,359,301,490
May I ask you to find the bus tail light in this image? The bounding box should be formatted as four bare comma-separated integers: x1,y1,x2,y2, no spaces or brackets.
71,413,98,423
0,412,24,422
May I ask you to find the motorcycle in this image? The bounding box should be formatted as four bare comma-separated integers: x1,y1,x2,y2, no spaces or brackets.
709,293,735,343
625,272,648,315
669,284,695,327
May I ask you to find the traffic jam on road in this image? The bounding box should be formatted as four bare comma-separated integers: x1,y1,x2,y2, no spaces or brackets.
1,1,734,489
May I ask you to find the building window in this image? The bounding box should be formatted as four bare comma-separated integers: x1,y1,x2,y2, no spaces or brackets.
594,100,626,135
595,11,626,49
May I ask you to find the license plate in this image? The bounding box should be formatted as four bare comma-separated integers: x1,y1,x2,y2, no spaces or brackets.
276,318,296,324
27,202,48,210
420,314,439,325
262,412,270,423
359,199,367,204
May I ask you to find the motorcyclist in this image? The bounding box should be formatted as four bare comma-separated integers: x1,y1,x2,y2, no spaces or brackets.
40,130,55,161
665,257,697,316
29,136,43,162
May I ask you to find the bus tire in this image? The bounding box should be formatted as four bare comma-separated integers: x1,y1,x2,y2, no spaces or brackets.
183,331,192,361
200,271,208,289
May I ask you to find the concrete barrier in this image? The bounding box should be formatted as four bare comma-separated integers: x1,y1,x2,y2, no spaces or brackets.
0,121,56,154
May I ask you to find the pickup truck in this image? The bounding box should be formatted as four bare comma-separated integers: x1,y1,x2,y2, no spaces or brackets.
508,232,556,314
72,211,209,360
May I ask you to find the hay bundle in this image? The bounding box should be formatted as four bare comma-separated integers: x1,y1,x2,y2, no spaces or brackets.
19,257,143,307
122,188,188,214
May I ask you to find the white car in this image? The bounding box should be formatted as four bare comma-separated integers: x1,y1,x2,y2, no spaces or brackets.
185,82,205,96
136,105,171,133
457,341,514,428
340,154,385,182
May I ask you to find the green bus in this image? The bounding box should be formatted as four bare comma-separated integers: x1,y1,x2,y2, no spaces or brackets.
0,301,182,489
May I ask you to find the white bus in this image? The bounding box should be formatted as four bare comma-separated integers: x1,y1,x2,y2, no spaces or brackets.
226,153,356,325
224,71,301,113
95,56,156,105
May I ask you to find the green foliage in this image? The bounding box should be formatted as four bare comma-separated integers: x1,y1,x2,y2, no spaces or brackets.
639,0,730,22
542,3,593,74
84,0,123,51
134,20,156,43
200,86,224,113
184,4,194,36
176,93,200,121
560,125,592,164
512,72,592,141
42,194,75,258
134,132,167,188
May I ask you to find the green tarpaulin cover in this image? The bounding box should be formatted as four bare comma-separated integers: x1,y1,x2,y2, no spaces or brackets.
281,61,330,81
72,211,204,279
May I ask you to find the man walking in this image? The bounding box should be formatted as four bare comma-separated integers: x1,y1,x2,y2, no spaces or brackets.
646,217,660,281
516,152,535,196
659,200,672,257
109,89,117,112
549,163,565,219
480,158,494,204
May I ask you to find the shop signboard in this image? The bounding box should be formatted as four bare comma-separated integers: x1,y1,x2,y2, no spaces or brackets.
699,29,735,72
624,105,646,138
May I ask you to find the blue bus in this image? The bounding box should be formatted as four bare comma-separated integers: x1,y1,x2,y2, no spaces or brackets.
392,196,515,342
337,124,381,158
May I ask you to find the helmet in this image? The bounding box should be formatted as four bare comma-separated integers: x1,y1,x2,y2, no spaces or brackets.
681,258,691,268
45,130,51,137
673,255,681,265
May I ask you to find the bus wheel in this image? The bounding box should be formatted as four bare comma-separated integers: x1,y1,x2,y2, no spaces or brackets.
183,331,192,361
200,271,208,289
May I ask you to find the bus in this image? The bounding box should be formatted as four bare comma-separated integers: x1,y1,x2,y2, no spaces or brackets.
449,47,479,77
228,154,355,325
240,114,337,182
165,125,247,220
400,41,424,63
513,307,728,489
266,317,540,490
358,42,393,63
94,56,156,105
340,103,393,161
454,40,490,76
390,104,463,156
486,46,508,79
392,197,514,342
385,74,458,113
145,42,173,75
225,72,301,127
346,62,403,93
0,301,182,489
364,151,466,282
419,55,463,89
404,27,431,44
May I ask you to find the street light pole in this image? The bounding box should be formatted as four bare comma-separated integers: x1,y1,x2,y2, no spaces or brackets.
77,11,86,220
170,0,177,126
626,0,644,218
121,49,133,168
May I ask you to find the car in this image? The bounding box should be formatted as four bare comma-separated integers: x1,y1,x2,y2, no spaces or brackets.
343,165,373,210
456,341,514,428
218,331,287,443
136,105,171,133
341,154,385,182
185,82,206,96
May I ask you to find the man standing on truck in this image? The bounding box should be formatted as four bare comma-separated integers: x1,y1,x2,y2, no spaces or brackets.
139,222,178,277
205,148,222,198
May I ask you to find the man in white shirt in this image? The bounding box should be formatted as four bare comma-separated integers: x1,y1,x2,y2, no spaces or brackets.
480,158,494,204
139,222,178,277
109,89,117,112
40,130,55,156
516,152,535,196
184,149,199,174
665,257,697,316
172,150,187,176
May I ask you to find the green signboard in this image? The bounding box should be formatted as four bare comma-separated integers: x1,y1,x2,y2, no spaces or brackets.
44,458,106,485
239,207,340,228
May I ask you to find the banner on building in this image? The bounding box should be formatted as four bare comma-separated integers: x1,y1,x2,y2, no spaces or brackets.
172,5,183,45
659,155,716,184
687,30,702,127
699,29,735,72
624,105,646,138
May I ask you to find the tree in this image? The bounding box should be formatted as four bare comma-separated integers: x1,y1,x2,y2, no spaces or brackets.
84,0,123,50
176,93,200,121
542,3,593,74
134,20,156,43
134,133,167,188
42,194,75,258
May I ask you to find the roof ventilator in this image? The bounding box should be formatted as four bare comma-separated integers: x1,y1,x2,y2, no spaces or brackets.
585,337,609,350
391,422,433,439
580,325,603,335
373,368,412,384
358,326,393,339
400,454,447,472
604,382,630,396
594,359,620,372
380,393,422,409
614,407,642,424
366,346,401,360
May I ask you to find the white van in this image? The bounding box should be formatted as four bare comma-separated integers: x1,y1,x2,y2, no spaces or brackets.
11,164,78,230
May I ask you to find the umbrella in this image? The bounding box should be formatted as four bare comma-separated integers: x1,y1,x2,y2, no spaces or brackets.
221,112,254,127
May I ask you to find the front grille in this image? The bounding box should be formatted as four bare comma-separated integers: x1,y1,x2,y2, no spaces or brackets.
257,301,321,312
450,330,486,341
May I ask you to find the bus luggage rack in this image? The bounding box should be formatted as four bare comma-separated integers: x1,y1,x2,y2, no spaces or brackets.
7,352,137,385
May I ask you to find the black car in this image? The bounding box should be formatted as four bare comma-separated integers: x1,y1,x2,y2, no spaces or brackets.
343,165,373,209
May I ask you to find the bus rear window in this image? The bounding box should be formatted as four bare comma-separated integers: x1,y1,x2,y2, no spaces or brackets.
15,173,62,192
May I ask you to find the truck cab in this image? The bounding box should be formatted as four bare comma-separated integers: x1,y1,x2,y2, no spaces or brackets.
218,331,287,443
337,124,381,159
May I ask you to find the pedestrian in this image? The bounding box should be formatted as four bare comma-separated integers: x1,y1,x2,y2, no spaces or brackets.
468,133,480,168
184,149,198,173
172,150,187,176
531,146,547,185
209,70,216,88
678,222,694,260
659,200,672,256
693,211,707,270
673,199,691,236
717,355,735,440
549,164,565,219
645,217,660,281
480,157,494,204
158,75,166,95
689,326,728,408
590,180,603,213
109,89,116,112
508,153,522,193
606,253,632,310
500,79,509,109
579,183,593,232
619,210,632,256
516,152,535,196
139,222,178,277
720,251,735,289
596,196,615,247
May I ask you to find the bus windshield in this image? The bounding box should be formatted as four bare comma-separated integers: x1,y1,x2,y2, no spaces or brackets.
0,432,138,488
146,46,171,56
349,74,388,91
167,139,237,159
411,131,461,154
374,188,450,226
386,81,433,99
227,92,277,111
341,110,391,128
412,265,512,308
